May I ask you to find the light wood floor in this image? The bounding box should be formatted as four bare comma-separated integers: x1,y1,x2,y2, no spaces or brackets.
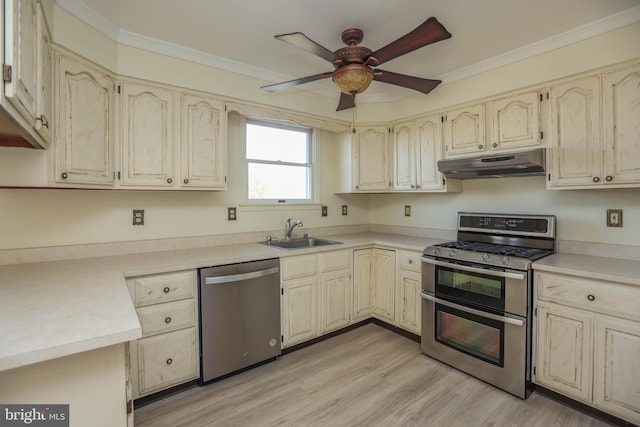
135,324,611,427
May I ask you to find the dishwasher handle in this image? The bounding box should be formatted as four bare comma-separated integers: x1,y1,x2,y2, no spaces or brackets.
204,266,279,285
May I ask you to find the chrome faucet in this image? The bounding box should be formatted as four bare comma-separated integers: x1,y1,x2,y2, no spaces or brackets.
285,218,303,240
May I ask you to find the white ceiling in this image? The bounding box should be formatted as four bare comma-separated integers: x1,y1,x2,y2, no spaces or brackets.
57,0,640,105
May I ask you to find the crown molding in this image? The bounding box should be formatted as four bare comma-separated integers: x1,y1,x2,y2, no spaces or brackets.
56,1,640,103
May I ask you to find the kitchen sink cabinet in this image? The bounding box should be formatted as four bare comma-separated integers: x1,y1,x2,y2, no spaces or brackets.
319,250,352,335
126,270,199,399
3,0,52,149
281,254,319,347
534,271,640,424
395,250,422,335
547,61,640,189
353,248,396,323
53,49,116,186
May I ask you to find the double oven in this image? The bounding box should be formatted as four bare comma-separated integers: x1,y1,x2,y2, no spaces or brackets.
420,213,555,399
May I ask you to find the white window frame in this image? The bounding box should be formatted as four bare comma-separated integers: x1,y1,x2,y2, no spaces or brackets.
240,116,319,205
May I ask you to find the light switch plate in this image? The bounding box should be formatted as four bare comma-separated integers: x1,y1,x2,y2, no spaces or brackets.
404,205,411,217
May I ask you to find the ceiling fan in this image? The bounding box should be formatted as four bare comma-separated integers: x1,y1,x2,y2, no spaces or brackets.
260,17,452,111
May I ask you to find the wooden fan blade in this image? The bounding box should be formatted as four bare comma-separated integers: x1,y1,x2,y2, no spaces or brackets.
374,69,441,94
368,17,451,66
275,32,338,63
261,72,332,93
336,93,356,111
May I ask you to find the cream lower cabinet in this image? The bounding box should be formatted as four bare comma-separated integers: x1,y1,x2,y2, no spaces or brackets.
395,250,422,335
319,250,352,334
535,271,640,424
127,270,198,398
281,254,319,347
353,248,396,323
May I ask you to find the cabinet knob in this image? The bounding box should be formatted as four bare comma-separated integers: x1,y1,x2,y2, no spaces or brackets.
167,178,173,184
492,142,498,148
355,185,359,190
593,177,600,183
166,358,173,365
478,144,483,149
163,286,170,294
587,294,595,301
183,178,189,184
410,184,415,189
165,317,172,324
61,172,68,179
605,175,613,182
416,185,421,189
408,259,413,264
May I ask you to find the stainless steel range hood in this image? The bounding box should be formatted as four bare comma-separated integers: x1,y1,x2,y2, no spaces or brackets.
438,148,546,179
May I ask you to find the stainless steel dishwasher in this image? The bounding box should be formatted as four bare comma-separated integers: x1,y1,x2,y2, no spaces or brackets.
198,258,281,384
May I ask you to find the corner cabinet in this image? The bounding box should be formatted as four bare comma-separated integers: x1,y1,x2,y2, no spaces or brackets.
535,270,640,424
352,248,396,323
392,115,460,192
547,62,640,189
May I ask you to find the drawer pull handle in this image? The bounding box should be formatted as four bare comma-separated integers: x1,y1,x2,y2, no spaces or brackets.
165,316,172,324
163,287,170,294
587,294,595,301
166,358,173,365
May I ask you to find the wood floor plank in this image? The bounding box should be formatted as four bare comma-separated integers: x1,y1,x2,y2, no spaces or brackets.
134,324,612,427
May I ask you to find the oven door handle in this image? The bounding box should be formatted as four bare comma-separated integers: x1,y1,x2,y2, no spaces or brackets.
421,256,526,281
421,292,526,327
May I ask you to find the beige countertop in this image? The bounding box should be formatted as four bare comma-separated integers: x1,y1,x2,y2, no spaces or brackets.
0,232,439,372
532,252,640,286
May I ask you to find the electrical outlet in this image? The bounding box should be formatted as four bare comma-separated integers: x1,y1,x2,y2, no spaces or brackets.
606,209,623,227
321,206,328,217
404,205,411,217
342,205,348,216
133,209,144,226
228,207,237,221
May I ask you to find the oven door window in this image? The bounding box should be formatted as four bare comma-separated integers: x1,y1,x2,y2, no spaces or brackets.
436,266,504,311
435,303,504,367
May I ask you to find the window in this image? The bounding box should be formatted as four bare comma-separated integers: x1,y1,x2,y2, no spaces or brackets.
244,118,314,202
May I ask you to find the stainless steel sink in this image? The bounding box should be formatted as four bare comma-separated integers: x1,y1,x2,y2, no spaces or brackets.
259,237,342,250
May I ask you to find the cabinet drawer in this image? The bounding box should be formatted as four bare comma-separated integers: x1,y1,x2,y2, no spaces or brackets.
281,255,317,280
536,272,639,320
320,250,351,273
397,250,421,273
128,270,195,306
137,299,195,337
136,327,197,395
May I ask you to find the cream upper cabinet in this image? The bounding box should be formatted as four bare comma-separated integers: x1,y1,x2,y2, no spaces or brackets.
392,122,416,190
3,0,51,148
602,63,640,186
120,81,176,188
546,75,602,188
353,125,391,192
443,103,485,157
487,90,541,152
54,50,115,186
534,270,640,424
180,93,226,189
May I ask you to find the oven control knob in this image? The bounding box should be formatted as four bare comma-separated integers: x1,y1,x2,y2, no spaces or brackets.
431,247,440,256
502,256,511,266
482,253,491,262
448,249,456,257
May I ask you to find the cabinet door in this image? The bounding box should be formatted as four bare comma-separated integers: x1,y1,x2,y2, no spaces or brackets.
319,269,351,334
603,64,640,186
392,122,416,190
352,249,373,321
489,90,540,151
55,52,115,185
536,302,593,403
4,0,38,124
353,126,390,191
372,249,396,322
120,81,175,187
181,94,226,188
282,276,318,347
34,3,52,144
594,316,640,424
416,114,445,190
396,269,421,335
443,103,485,156
547,76,602,187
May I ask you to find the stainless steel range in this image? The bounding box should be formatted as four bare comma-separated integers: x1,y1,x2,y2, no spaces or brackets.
420,212,555,399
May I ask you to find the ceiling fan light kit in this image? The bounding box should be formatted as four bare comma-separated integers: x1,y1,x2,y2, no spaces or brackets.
262,17,451,111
